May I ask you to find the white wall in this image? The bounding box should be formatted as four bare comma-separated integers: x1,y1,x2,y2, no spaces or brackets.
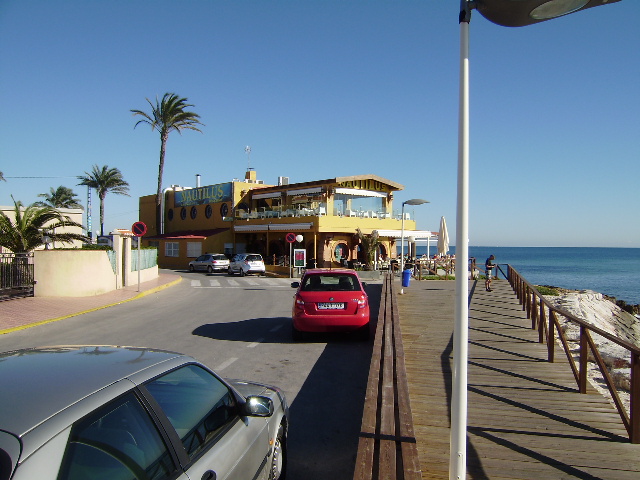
33,249,158,297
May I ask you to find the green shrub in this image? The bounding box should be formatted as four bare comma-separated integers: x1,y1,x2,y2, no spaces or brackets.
536,285,559,296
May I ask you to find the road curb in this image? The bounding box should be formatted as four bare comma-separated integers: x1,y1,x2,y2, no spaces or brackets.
0,276,182,336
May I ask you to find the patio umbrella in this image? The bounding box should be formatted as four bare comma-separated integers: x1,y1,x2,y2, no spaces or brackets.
437,216,449,255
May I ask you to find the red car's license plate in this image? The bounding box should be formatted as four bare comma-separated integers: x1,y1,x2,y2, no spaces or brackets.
317,302,345,310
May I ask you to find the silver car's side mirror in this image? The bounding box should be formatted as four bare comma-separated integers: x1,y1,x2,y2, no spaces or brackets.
243,395,274,417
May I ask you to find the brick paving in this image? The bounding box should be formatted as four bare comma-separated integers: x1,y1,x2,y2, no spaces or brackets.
0,274,181,334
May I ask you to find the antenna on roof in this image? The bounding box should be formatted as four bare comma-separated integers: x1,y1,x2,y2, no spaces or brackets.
245,146,253,171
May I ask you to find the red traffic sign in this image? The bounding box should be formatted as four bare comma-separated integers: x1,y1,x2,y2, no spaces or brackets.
131,221,147,237
285,232,296,243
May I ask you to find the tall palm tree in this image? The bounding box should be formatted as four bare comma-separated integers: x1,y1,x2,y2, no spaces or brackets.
131,93,204,231
77,165,130,236
0,171,5,182
0,196,88,253
36,186,83,209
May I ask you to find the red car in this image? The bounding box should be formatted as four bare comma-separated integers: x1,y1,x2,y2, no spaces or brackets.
291,269,370,340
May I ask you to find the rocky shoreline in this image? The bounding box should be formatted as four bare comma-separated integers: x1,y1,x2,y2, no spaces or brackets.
541,287,640,414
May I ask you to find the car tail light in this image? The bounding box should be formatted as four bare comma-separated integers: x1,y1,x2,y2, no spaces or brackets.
357,296,367,309
295,295,305,307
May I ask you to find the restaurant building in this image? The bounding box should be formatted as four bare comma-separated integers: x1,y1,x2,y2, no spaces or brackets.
139,170,434,270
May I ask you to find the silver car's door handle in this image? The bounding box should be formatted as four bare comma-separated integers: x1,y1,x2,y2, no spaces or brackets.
201,471,216,480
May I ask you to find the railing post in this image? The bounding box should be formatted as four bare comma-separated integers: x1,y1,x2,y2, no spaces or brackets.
631,352,640,443
533,295,542,342
543,305,554,362
579,326,588,394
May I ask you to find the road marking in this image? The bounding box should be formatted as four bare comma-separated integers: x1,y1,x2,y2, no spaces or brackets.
247,338,264,348
190,279,201,287
227,279,240,287
209,279,220,287
215,357,238,371
244,279,260,285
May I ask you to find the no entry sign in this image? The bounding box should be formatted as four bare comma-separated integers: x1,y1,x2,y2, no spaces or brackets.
285,232,296,243
131,221,147,237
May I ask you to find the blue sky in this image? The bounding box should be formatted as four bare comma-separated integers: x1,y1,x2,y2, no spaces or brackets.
1,1,637,247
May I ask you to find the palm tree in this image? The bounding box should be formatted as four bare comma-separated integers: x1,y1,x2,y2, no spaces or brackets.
0,196,88,253
0,171,5,182
77,165,130,236
131,93,204,231
36,186,83,209
356,228,381,268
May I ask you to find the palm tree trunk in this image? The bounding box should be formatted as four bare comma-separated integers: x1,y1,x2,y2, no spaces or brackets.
100,193,106,237
155,132,168,233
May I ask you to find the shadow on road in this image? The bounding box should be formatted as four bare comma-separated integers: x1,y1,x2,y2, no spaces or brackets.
286,283,381,480
191,283,382,479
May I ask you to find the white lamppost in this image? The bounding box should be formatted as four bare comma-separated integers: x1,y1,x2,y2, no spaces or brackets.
400,199,429,272
451,1,622,479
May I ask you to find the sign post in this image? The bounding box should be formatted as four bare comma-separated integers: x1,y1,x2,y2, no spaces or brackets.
285,233,296,278
131,222,147,292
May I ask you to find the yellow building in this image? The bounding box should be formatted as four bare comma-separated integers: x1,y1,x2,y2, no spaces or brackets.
140,170,433,270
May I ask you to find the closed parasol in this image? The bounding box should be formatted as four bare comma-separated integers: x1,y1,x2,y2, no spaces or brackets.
437,216,449,255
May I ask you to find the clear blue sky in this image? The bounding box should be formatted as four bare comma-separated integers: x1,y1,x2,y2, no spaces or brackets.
1,1,637,247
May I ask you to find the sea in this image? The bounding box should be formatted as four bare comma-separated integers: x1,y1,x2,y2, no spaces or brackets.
402,246,640,305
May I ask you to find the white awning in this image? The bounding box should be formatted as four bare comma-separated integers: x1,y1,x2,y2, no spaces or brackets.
252,191,282,199
374,229,434,239
286,187,322,196
234,222,313,232
334,188,386,198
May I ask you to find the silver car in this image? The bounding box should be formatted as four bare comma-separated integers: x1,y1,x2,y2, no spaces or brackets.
228,253,266,276
0,346,288,480
189,253,230,273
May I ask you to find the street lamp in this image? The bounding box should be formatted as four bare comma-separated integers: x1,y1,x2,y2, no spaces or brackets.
451,1,621,479
400,199,429,272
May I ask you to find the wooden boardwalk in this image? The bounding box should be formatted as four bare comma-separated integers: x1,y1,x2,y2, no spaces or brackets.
396,277,640,480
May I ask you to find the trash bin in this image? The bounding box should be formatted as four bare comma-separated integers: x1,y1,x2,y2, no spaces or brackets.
402,268,412,288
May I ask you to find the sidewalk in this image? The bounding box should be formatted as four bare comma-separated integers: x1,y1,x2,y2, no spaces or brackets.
0,274,181,334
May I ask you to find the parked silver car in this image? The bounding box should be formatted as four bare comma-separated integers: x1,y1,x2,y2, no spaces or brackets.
0,346,288,480
228,253,266,276
189,253,230,273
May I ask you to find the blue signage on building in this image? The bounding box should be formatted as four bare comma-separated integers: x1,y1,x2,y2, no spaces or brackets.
175,183,232,206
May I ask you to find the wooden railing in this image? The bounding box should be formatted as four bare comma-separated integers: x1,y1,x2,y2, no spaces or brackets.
354,273,421,479
507,265,640,443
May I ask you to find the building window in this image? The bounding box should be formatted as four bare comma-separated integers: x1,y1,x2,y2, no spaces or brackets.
187,242,202,258
190,206,197,219
180,208,187,220
165,242,179,257
205,205,213,219
167,209,174,221
220,203,228,218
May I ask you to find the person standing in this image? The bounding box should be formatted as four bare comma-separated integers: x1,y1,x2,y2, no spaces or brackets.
485,255,496,291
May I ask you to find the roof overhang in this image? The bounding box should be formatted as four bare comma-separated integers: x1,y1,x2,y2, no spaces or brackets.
145,228,229,240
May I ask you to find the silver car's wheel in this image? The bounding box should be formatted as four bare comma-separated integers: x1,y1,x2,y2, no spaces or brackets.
240,268,246,277
269,422,286,480
189,265,195,272
207,266,214,273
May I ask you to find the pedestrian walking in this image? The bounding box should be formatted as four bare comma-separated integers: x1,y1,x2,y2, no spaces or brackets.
485,255,495,291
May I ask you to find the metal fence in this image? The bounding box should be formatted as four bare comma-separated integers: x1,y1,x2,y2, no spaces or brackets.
0,253,35,298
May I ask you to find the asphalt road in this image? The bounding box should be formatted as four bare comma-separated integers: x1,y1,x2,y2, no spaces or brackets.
0,270,382,480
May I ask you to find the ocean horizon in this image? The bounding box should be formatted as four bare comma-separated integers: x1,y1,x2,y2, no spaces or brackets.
399,246,640,305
